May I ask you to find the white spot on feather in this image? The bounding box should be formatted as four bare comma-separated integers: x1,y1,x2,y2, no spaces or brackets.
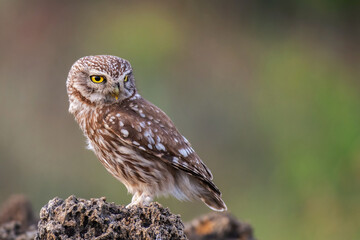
179,148,188,157
173,157,179,164
121,129,129,137
185,147,193,155
155,143,166,151
139,122,146,128
118,146,135,155
135,125,142,132
144,130,155,144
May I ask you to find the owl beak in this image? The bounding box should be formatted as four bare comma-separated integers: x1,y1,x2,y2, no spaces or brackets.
112,84,120,100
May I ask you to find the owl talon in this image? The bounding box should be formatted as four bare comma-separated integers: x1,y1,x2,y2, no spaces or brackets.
126,192,140,208
126,202,135,208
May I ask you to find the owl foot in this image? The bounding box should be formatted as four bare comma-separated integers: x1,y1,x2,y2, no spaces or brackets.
126,192,153,208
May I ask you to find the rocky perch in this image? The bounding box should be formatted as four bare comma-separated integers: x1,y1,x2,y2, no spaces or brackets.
36,196,186,239
0,195,255,240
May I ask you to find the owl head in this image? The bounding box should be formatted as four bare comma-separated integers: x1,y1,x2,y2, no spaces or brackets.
67,55,136,107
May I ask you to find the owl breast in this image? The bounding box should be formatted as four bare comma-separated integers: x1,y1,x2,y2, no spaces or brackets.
80,106,175,196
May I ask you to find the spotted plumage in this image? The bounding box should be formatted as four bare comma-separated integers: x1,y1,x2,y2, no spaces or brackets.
66,55,227,211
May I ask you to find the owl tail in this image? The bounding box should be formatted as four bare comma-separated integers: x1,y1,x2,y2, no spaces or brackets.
175,172,227,211
200,192,227,212
199,182,227,212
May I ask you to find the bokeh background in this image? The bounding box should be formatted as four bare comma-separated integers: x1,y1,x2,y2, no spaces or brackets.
1,1,359,239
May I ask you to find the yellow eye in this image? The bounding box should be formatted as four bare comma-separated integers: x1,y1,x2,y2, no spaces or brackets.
124,75,128,82
90,75,106,83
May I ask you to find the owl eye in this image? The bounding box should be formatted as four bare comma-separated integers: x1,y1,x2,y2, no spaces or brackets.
124,75,128,82
90,75,106,83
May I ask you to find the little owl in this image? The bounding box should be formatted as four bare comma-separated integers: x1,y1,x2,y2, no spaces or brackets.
66,55,227,211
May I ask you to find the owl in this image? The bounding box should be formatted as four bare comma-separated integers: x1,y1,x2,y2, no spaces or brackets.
66,55,227,211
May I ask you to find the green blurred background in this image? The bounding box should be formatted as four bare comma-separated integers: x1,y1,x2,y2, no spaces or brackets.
0,0,359,239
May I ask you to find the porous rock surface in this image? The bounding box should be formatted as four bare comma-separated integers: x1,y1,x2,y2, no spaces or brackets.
185,212,255,240
35,195,187,240
0,194,256,240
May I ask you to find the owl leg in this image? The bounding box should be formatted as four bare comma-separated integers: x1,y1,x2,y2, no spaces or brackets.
126,192,141,208
140,194,153,206
126,192,153,208
131,192,140,203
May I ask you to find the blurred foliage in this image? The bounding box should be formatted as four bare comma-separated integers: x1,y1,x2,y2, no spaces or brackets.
0,1,359,240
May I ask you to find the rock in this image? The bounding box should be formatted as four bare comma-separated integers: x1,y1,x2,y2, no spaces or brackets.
1,194,256,240
0,194,37,240
0,194,37,229
184,212,255,240
0,222,37,240
35,195,187,240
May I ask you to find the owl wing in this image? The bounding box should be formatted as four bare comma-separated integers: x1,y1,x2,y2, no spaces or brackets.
103,97,220,194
